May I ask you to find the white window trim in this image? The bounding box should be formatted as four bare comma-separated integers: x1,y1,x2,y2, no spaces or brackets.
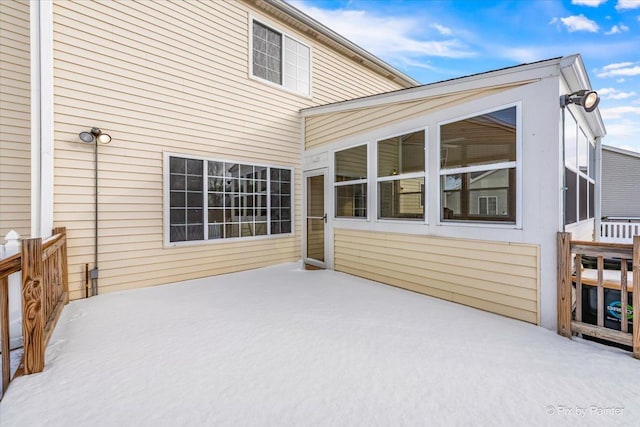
436,102,523,229
163,152,294,248
375,128,428,223
248,14,313,99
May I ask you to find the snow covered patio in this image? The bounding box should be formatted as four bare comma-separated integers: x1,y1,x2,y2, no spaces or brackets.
1,263,638,426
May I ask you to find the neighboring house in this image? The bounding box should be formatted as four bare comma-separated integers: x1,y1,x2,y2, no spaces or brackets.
0,1,606,331
601,145,640,219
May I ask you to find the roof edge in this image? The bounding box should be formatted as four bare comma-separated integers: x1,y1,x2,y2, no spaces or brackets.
261,0,420,88
301,57,562,117
603,144,640,158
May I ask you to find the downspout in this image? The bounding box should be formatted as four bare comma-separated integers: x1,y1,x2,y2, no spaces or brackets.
561,106,566,233
30,1,41,238
31,0,54,238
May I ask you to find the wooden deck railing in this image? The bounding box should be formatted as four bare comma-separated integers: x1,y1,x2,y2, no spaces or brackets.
558,232,639,359
0,227,69,397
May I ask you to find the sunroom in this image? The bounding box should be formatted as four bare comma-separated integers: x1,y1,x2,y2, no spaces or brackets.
300,55,606,329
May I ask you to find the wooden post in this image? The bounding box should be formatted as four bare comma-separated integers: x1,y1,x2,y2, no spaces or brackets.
52,227,69,305
1,277,10,394
557,232,573,338
597,256,604,327
21,238,45,374
632,235,640,359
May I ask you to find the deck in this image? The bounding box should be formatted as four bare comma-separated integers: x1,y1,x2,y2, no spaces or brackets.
2,263,639,425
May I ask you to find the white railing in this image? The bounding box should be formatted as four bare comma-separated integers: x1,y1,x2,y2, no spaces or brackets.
600,221,640,243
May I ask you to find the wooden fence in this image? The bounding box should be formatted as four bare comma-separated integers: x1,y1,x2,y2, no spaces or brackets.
558,232,639,359
0,227,69,397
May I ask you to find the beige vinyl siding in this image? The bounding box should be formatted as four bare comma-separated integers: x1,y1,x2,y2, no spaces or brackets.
334,229,540,324
305,84,531,149
0,0,30,239
52,0,406,299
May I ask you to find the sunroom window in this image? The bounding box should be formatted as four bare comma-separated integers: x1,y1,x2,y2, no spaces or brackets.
377,130,425,220
252,20,310,96
167,155,291,244
563,110,596,225
440,106,517,223
335,145,367,218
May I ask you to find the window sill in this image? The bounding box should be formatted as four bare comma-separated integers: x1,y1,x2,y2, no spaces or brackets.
164,232,294,249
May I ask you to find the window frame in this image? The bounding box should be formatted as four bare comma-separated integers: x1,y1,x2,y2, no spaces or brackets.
248,15,312,98
333,143,369,220
163,152,294,247
437,103,523,228
375,128,428,222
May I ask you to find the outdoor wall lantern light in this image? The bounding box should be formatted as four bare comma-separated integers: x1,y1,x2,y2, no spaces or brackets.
560,90,600,113
79,127,111,144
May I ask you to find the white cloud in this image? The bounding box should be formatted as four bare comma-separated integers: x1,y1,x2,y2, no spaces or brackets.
289,2,475,62
605,24,629,34
597,87,637,99
597,62,640,77
599,105,640,119
616,0,640,10
557,14,599,32
432,23,452,36
603,61,635,70
572,0,607,6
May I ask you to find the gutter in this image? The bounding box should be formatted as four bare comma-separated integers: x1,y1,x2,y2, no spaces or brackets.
258,0,420,88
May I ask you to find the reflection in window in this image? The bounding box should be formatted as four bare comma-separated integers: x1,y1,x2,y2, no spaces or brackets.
168,156,291,243
440,107,517,223
335,145,367,218
377,130,425,220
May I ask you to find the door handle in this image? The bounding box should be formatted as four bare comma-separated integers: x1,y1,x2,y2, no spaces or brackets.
323,213,327,223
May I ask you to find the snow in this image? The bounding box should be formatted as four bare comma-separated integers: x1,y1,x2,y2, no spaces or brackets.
1,262,639,426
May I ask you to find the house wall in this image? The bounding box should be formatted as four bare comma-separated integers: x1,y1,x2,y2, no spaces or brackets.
335,229,539,323
602,147,640,218
0,0,30,239
304,71,564,327
50,0,405,299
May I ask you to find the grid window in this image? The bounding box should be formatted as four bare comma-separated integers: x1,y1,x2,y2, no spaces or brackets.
169,157,204,242
168,156,292,243
252,21,282,85
252,20,310,96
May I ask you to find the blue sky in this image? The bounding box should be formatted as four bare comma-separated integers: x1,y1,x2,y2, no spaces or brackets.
289,0,640,153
